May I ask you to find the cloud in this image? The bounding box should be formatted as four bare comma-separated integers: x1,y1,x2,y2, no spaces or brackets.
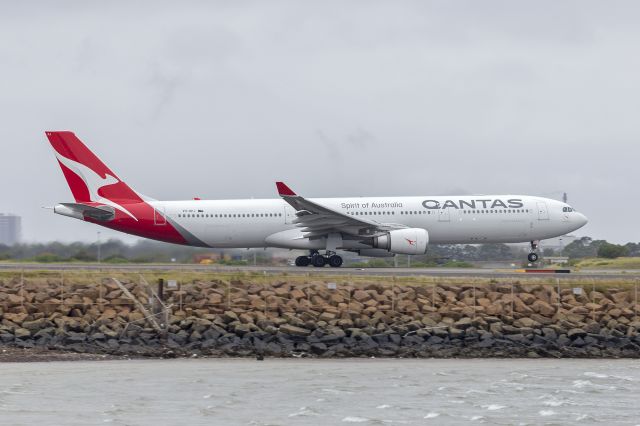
0,1,638,243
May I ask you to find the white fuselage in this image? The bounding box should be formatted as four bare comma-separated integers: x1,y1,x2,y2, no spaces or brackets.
149,195,587,250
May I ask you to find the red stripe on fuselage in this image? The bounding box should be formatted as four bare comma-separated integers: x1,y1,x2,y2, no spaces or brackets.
86,202,189,245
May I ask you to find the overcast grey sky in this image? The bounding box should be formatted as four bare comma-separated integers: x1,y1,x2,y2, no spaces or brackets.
1,1,638,244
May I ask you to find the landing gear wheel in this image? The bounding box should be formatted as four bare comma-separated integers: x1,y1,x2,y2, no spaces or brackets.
312,255,326,267
295,256,310,267
528,253,539,263
328,255,343,268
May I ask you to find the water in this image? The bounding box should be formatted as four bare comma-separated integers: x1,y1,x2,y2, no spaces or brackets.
0,358,639,425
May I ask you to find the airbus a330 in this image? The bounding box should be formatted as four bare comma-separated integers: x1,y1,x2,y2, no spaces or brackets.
45,131,588,267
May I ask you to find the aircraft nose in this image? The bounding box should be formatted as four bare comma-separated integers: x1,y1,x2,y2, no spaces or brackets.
576,212,588,227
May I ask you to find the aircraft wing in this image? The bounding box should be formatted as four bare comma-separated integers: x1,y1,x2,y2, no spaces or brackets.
276,182,404,239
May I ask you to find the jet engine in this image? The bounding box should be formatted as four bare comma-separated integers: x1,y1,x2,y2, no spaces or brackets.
357,249,396,258
371,228,428,255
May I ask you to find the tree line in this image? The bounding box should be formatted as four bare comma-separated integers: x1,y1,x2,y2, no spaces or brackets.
560,237,639,259
0,236,637,263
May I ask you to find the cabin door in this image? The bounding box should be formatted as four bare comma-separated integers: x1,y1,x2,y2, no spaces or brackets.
154,207,166,225
536,202,549,220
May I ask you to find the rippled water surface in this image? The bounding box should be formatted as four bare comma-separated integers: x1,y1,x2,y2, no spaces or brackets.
1,358,639,425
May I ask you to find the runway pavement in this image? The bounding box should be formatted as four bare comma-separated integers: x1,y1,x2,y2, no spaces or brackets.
0,263,639,280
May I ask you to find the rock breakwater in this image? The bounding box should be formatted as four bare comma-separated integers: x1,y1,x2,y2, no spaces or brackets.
1,276,639,359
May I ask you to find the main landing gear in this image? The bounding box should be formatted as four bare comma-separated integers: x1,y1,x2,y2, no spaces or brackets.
527,240,539,263
295,250,343,268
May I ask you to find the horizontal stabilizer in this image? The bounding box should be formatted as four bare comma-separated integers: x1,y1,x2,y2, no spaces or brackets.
54,203,115,222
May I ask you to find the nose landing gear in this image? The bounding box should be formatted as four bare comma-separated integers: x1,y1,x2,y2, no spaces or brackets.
527,241,540,263
294,250,343,267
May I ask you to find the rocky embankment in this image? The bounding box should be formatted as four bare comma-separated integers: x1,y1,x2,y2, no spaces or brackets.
1,277,639,359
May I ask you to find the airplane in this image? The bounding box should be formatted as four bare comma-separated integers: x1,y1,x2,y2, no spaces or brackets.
45,131,588,267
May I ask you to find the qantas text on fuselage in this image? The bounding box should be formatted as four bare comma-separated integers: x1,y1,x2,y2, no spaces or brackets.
340,199,525,211
45,131,588,267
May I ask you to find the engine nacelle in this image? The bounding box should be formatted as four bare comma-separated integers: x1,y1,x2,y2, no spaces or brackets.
372,228,428,255
358,249,396,258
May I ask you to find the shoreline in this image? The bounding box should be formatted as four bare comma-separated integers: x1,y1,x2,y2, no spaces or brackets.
1,272,639,360
3,346,638,363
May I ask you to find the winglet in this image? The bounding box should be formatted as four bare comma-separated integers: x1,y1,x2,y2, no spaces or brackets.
276,181,296,197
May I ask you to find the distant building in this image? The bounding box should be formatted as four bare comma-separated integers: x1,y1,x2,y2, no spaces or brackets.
194,253,223,264
544,256,570,265
0,214,21,246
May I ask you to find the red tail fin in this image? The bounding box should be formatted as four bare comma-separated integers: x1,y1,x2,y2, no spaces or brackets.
46,131,142,204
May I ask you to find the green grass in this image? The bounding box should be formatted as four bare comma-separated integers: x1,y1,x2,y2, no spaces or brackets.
1,268,639,292
574,257,640,270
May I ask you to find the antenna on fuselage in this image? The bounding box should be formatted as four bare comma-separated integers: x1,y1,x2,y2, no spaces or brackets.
562,192,568,203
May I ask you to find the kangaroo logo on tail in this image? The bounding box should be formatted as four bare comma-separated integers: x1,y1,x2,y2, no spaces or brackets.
47,131,140,221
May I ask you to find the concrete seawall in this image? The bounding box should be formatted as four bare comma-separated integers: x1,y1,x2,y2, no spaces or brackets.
1,275,640,358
